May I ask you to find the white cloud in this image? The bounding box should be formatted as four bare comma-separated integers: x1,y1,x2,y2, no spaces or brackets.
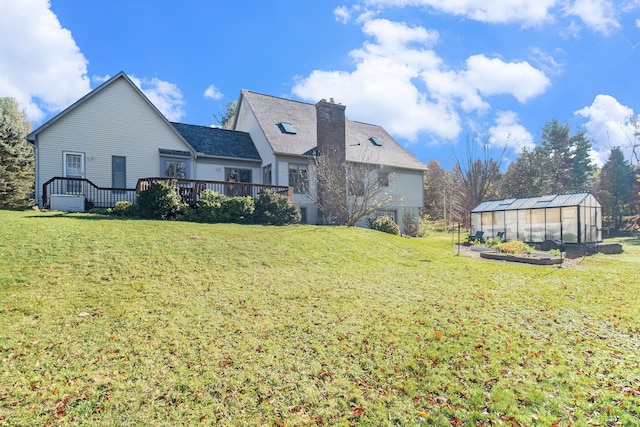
574,94,638,165
92,74,111,85
129,76,186,122
293,17,548,142
489,111,534,150
464,55,551,103
203,85,223,100
564,0,620,34
0,0,91,122
364,0,556,26
334,6,352,24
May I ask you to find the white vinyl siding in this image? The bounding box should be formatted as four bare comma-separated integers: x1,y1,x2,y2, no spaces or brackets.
234,101,277,178
389,169,424,208
34,77,192,205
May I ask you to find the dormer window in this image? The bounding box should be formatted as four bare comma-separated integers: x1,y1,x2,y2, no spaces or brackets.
278,122,297,134
369,137,382,146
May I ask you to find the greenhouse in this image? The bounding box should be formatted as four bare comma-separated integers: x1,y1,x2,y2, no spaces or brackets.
470,193,602,244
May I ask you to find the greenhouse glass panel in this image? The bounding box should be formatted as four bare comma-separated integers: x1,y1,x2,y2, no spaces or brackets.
530,209,545,242
588,206,599,242
519,210,530,241
481,212,493,235
562,206,578,243
471,213,481,235
505,210,518,241
546,208,561,240
492,211,505,237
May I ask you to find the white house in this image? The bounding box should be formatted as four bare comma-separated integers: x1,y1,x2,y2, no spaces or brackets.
27,72,267,211
232,90,427,230
27,71,426,229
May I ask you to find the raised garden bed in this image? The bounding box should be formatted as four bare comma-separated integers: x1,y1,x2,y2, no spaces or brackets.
480,251,563,265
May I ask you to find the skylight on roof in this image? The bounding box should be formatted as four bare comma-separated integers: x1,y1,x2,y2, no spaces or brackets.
369,137,382,146
278,122,297,134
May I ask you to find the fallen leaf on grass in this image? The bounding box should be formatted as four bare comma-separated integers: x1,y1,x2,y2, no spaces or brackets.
351,406,364,417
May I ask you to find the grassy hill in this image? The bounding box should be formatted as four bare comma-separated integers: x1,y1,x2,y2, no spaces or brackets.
1,210,639,426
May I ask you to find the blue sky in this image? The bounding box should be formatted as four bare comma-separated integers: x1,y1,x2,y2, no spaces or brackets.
2,0,640,169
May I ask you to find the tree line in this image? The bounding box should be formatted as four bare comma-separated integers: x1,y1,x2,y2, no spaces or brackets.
424,119,640,230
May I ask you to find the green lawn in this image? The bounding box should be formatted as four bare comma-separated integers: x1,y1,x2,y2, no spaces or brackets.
1,210,639,426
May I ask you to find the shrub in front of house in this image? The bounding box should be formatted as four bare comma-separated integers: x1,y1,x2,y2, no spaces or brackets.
218,196,255,223
109,201,136,217
187,190,226,223
136,180,185,220
187,190,254,224
253,190,301,225
370,216,400,235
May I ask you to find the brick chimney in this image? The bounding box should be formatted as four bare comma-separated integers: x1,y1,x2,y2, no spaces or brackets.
315,98,347,224
315,98,346,161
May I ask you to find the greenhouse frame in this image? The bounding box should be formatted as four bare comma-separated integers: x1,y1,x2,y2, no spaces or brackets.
470,193,602,244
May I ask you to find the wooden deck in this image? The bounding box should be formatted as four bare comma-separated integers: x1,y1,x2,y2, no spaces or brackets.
42,177,293,210
135,178,293,205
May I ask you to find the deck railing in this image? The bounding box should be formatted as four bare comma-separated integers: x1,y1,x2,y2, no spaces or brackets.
136,178,293,205
43,177,294,210
42,177,137,209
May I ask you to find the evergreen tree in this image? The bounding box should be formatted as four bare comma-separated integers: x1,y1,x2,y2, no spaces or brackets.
500,119,596,199
597,147,634,229
569,131,596,193
540,119,573,194
0,98,34,207
500,147,551,198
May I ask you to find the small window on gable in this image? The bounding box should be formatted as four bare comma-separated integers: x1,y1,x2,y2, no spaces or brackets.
278,122,297,134
369,137,382,147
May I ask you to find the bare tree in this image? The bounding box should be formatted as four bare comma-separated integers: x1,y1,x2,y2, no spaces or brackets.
621,115,640,166
451,134,507,227
314,148,401,226
423,160,464,231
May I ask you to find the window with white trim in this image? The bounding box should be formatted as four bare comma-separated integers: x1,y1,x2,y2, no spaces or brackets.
63,151,84,193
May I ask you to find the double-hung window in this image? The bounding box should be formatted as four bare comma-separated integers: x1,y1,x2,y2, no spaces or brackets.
288,163,308,193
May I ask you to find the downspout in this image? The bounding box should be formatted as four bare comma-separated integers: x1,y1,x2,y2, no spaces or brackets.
31,135,40,208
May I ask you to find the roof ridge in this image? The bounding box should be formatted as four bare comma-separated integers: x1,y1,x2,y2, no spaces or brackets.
242,89,315,107
350,119,383,127
171,122,251,135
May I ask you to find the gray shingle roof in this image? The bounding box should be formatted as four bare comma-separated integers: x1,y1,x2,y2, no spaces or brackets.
472,193,592,213
239,90,427,171
171,122,261,161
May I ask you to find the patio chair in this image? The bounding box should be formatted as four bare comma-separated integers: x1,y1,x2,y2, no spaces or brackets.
496,231,505,241
467,231,485,244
